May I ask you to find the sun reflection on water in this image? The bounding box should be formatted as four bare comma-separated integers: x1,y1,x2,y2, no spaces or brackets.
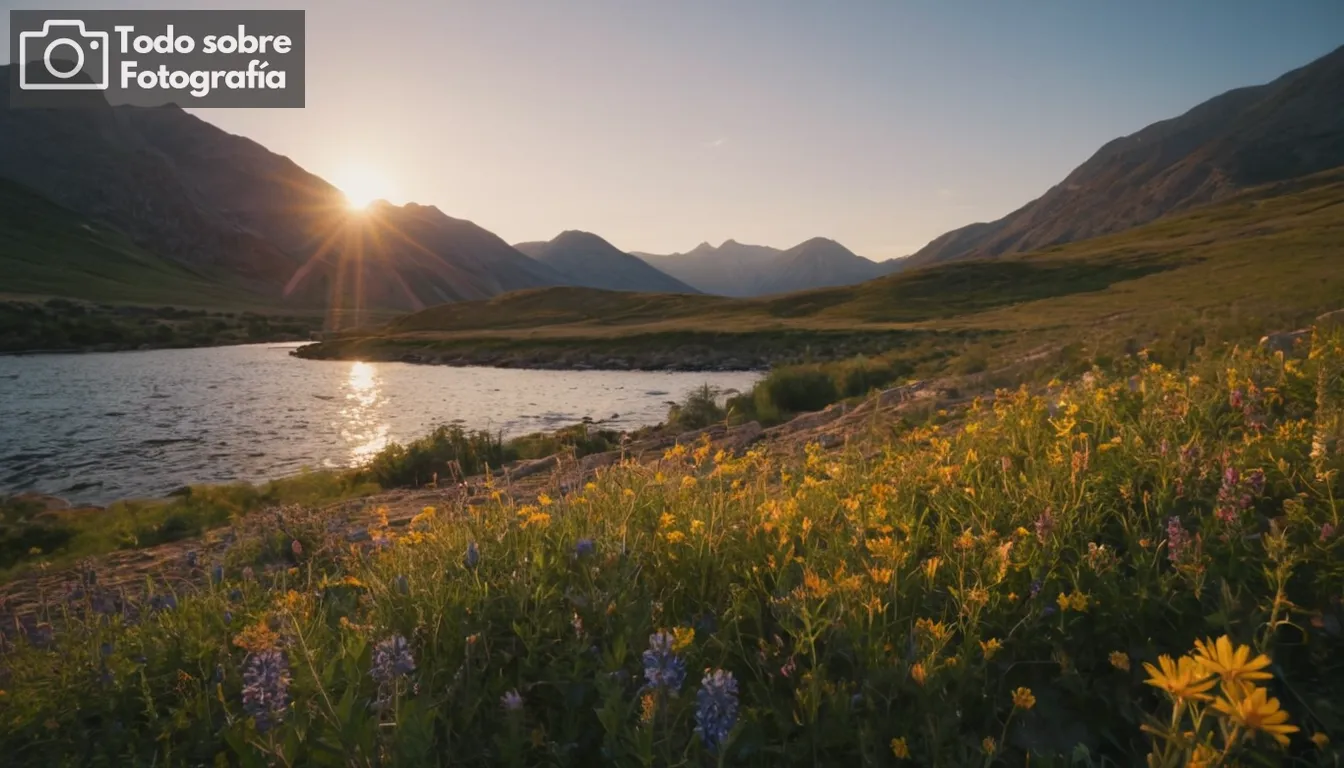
340,361,390,464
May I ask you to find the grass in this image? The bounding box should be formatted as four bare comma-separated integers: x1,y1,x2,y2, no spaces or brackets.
0,177,262,308
0,423,630,579
0,472,380,577
3,327,1342,765
297,167,1344,377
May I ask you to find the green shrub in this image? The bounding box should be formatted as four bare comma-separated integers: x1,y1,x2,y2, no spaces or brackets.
666,384,728,430
360,425,510,488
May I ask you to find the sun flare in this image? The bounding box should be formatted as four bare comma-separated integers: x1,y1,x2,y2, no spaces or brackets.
333,166,392,210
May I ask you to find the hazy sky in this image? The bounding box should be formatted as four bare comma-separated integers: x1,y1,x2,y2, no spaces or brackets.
3,1,1342,259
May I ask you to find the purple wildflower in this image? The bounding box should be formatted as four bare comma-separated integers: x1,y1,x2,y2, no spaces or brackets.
1034,509,1055,542
1167,516,1189,564
501,689,524,711
1229,389,1243,409
1322,523,1337,542
242,650,291,733
1029,579,1043,599
371,635,416,682
465,541,479,569
642,631,687,693
575,538,596,558
694,669,739,750
211,564,225,585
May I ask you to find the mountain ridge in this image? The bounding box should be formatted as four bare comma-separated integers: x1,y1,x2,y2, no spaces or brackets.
512,230,699,294
904,44,1344,268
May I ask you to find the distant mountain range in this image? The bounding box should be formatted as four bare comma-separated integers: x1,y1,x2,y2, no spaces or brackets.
514,231,698,294
904,43,1344,268
635,238,902,297
2,43,1342,315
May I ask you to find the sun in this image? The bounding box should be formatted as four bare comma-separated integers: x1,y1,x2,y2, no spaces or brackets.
333,166,392,211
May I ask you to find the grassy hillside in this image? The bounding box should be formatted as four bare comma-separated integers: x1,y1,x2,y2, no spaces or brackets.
299,168,1344,372
0,177,264,307
6,330,1343,764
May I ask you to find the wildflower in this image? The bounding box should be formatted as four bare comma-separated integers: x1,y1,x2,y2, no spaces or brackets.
642,631,687,692
394,575,409,595
890,737,910,759
537,493,553,507
1142,655,1215,702
1068,591,1089,612
501,689,524,712
291,540,303,557
1322,522,1337,542
371,634,416,683
574,538,596,558
909,662,927,686
1056,593,1070,611
1034,509,1054,542
465,540,480,569
211,565,225,585
241,650,291,733
1191,635,1272,686
694,669,739,750
1011,686,1035,710
980,638,1002,660
1109,651,1130,671
1029,579,1043,598
672,626,695,652
234,621,280,653
1166,516,1190,564
186,550,199,568
982,736,997,754
639,693,657,723
1312,732,1330,749
1211,685,1298,747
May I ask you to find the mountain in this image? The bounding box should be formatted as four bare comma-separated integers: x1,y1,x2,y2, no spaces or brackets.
634,238,899,296
634,240,783,297
0,175,257,306
513,231,698,294
0,65,565,314
758,238,901,295
906,44,1344,268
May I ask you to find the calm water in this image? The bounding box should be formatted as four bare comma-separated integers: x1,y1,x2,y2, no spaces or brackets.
0,343,758,505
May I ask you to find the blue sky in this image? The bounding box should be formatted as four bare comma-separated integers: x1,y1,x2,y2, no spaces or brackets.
3,1,1342,258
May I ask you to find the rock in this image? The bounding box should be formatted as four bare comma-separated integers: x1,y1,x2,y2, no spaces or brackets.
1259,329,1310,354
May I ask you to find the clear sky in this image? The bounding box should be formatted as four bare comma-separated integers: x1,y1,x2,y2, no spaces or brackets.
4,1,1342,259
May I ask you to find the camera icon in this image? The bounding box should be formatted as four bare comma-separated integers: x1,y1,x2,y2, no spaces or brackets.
18,20,110,91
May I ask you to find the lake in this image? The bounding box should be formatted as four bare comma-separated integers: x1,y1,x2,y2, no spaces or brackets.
0,343,759,505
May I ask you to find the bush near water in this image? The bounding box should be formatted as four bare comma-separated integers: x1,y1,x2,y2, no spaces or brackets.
3,328,1343,765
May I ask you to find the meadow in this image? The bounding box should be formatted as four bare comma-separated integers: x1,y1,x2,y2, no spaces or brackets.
3,325,1342,765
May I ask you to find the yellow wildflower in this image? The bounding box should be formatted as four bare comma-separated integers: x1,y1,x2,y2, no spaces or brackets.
689,519,705,535
232,621,279,653
1011,686,1035,710
1056,593,1071,611
1192,635,1272,686
1069,591,1089,612
640,693,657,723
1312,732,1330,749
672,626,695,652
1109,651,1130,671
922,557,941,582
890,737,910,759
868,567,894,585
982,736,997,754
1211,685,1298,747
980,638,1002,660
662,530,686,544
910,663,927,687
1142,655,1215,702
537,493,553,507
663,443,687,460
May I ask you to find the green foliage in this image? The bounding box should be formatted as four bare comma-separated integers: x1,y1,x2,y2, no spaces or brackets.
6,333,1344,764
0,299,321,353
666,384,728,430
1,472,378,576
359,425,511,488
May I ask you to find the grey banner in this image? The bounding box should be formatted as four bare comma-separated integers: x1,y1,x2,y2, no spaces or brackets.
8,9,305,108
